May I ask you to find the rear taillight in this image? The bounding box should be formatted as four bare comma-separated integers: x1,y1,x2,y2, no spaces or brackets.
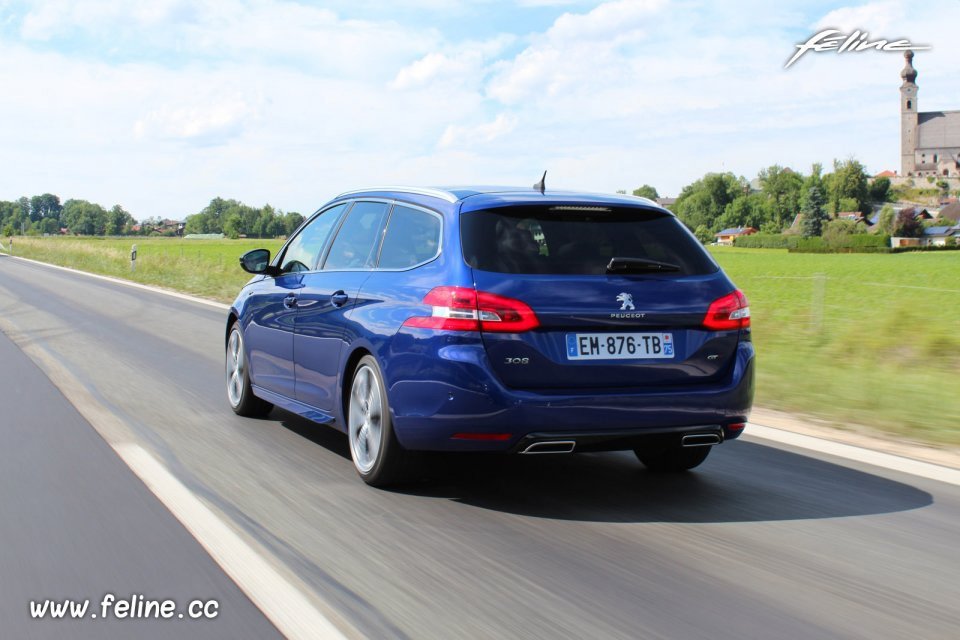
703,290,750,330
402,286,540,332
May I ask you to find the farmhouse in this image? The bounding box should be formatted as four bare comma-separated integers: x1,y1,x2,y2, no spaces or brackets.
715,227,756,245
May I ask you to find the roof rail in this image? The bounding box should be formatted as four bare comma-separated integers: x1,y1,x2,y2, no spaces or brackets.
334,186,459,203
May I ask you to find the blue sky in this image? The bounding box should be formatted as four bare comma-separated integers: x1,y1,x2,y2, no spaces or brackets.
1,0,958,220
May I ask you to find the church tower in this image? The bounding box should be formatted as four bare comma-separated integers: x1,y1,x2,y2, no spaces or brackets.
900,50,918,176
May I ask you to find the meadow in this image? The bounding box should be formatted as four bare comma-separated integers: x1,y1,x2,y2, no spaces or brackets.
5,236,960,444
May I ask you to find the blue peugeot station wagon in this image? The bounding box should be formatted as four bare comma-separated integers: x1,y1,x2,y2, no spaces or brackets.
226,186,754,486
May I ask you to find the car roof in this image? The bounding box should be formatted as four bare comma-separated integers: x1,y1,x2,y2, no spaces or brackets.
334,185,665,212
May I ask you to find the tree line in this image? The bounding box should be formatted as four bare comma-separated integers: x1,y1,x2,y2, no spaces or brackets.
662,159,894,242
1,194,136,237
1,193,304,239
184,197,304,239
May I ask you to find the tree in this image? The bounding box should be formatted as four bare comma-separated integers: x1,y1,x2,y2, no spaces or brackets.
877,204,896,234
693,224,713,244
825,159,869,214
632,185,659,200
717,193,769,230
758,165,803,229
673,172,743,231
800,164,828,237
30,193,63,224
893,210,922,237
61,199,108,235
868,176,891,202
106,205,135,236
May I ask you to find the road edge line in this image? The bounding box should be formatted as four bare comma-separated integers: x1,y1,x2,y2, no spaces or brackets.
743,423,960,486
117,443,349,640
0,252,230,310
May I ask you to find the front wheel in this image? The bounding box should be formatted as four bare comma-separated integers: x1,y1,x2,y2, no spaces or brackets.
635,445,711,472
348,355,415,487
226,323,273,417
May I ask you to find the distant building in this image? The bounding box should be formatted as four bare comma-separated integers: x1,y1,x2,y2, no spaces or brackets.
655,197,676,209
874,170,897,178
900,51,960,178
938,202,960,223
715,227,756,245
920,226,957,246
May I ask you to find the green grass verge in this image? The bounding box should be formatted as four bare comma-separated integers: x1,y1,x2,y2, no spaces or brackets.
711,246,960,445
6,237,959,445
7,236,284,303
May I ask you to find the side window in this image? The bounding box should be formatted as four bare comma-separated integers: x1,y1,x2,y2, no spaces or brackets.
323,201,390,270
280,204,346,273
378,205,442,269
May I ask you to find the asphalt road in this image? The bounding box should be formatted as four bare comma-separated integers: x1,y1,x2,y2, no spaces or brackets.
1,253,959,639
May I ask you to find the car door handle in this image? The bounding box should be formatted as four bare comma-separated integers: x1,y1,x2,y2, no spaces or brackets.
331,291,349,307
283,294,298,309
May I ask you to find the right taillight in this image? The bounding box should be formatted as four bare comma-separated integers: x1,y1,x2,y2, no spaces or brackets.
402,286,540,333
703,290,750,330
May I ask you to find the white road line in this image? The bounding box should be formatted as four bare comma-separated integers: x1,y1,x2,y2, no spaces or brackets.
118,444,348,640
0,252,230,310
744,423,960,486
0,312,352,639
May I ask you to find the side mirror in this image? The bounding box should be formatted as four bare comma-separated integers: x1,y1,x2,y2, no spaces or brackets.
239,249,277,275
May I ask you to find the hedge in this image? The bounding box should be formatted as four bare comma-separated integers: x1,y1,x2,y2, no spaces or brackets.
733,233,891,251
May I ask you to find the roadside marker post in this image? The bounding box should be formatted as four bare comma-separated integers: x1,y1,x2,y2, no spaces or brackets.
131,244,138,273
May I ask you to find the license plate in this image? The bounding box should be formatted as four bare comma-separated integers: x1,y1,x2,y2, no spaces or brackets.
565,332,674,360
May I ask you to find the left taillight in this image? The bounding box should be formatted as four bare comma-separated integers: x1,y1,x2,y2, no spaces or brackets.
402,286,540,333
703,290,750,330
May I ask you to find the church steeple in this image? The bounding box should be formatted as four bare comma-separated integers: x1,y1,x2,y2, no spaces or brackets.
900,50,918,176
901,50,917,85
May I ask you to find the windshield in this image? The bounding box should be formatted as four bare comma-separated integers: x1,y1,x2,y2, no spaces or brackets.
461,206,718,276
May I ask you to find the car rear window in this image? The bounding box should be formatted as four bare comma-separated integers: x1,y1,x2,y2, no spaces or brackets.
461,206,718,276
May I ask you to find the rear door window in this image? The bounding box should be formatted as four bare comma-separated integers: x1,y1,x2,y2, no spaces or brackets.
461,206,718,276
378,205,442,269
323,201,390,270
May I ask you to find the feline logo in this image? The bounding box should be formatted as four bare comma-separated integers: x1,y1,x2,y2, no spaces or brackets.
617,293,634,311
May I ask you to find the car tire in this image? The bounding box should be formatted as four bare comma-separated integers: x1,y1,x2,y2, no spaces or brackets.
226,323,273,417
348,355,414,487
635,444,711,471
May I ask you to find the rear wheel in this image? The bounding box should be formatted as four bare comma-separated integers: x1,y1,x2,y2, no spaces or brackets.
348,355,414,487
635,445,711,471
226,323,273,417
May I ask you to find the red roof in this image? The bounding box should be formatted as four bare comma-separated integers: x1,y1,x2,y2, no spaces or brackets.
874,170,897,178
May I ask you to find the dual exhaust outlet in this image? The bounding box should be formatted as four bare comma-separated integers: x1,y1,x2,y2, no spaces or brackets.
518,432,721,454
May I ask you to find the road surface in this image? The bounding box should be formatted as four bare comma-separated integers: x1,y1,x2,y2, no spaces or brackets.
1,253,958,639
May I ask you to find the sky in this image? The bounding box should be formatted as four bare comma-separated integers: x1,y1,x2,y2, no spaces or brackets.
1,0,958,221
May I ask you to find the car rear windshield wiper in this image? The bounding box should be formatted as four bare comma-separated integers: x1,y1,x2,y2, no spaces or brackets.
605,257,680,274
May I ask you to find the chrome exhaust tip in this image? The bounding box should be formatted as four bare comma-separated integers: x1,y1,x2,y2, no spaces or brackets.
681,433,722,447
520,440,576,454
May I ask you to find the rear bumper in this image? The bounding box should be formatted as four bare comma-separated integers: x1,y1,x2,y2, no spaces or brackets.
387,340,754,452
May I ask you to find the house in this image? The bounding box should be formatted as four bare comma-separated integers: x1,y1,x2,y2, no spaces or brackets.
715,227,757,245
874,170,897,178
655,197,676,209
938,203,960,224
835,211,867,223
920,226,957,246
890,237,921,248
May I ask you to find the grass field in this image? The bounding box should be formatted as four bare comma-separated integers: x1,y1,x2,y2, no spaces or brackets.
5,236,284,302
5,236,960,445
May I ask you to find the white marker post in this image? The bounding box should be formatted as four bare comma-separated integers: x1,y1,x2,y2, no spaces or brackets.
131,244,138,273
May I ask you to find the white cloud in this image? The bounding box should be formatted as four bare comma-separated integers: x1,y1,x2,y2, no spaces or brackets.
134,98,260,146
1,0,959,221
438,113,519,148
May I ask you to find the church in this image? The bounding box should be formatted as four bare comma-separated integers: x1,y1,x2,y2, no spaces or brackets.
900,50,960,177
